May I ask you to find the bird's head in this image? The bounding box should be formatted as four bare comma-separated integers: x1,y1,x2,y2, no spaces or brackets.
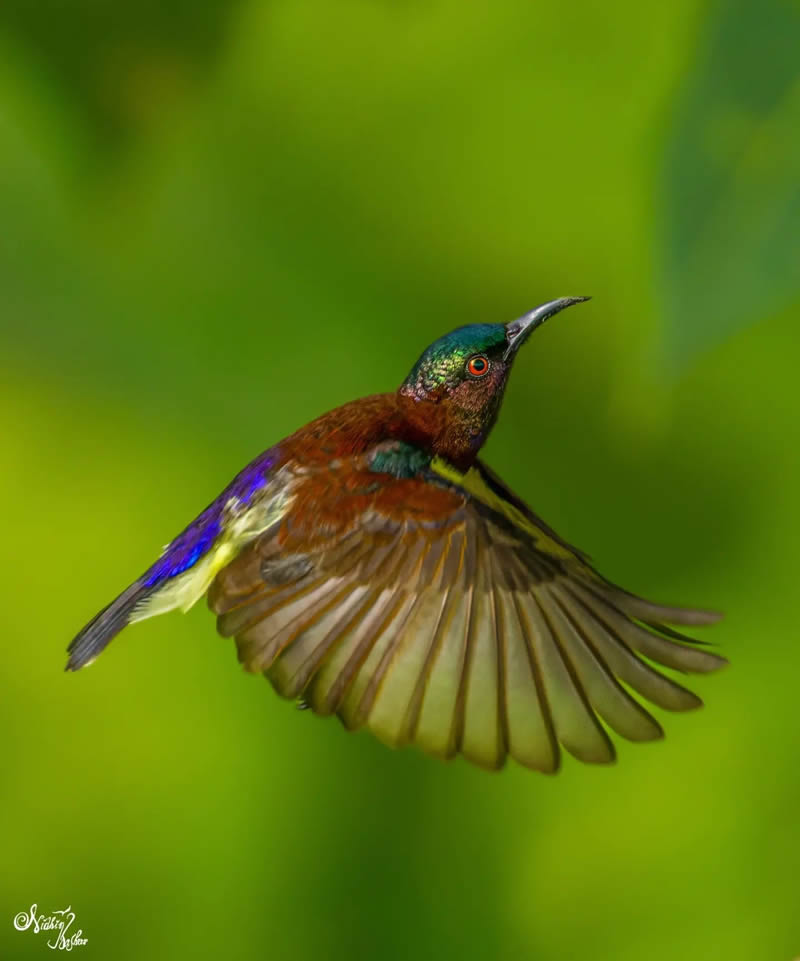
397,297,589,468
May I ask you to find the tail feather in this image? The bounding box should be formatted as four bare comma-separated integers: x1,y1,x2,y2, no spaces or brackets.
66,582,151,671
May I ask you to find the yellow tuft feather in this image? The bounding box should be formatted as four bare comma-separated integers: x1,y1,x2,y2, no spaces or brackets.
130,486,294,624
429,456,575,561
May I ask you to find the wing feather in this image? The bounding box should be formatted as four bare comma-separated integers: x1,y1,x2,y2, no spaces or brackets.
537,587,663,742
517,592,616,764
567,581,727,674
304,585,398,715
601,586,722,627
411,539,473,759
208,462,725,772
490,551,559,772
268,541,412,699
236,576,352,673
352,592,430,745
401,584,456,744
264,584,373,695
459,525,505,770
553,582,706,712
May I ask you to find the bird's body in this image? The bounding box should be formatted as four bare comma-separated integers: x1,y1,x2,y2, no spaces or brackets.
68,299,726,771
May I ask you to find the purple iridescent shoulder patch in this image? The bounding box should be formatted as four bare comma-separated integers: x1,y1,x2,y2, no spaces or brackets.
143,449,277,587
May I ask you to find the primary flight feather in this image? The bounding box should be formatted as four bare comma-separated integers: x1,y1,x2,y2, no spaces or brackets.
67,297,726,772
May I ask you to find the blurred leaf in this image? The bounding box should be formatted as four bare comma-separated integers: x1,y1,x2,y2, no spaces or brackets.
0,0,244,147
660,0,800,368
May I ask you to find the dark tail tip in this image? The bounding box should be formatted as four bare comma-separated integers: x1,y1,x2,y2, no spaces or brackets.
66,583,147,671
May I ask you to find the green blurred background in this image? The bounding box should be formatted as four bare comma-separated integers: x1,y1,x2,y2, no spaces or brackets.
2,0,799,958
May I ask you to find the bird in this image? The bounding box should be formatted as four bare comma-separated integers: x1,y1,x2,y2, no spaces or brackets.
67,297,726,772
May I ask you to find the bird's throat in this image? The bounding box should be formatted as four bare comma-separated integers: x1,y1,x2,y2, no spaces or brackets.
395,392,489,470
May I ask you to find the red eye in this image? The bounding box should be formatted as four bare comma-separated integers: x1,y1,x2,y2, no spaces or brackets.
467,354,490,378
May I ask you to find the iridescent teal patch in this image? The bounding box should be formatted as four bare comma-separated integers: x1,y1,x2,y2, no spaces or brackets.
369,443,431,478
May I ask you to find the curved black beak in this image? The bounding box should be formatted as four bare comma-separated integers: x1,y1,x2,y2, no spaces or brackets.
503,296,590,361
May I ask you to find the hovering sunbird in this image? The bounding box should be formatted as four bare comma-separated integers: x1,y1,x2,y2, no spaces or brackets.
68,297,725,771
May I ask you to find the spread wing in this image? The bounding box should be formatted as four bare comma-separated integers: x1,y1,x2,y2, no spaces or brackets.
208,460,725,772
